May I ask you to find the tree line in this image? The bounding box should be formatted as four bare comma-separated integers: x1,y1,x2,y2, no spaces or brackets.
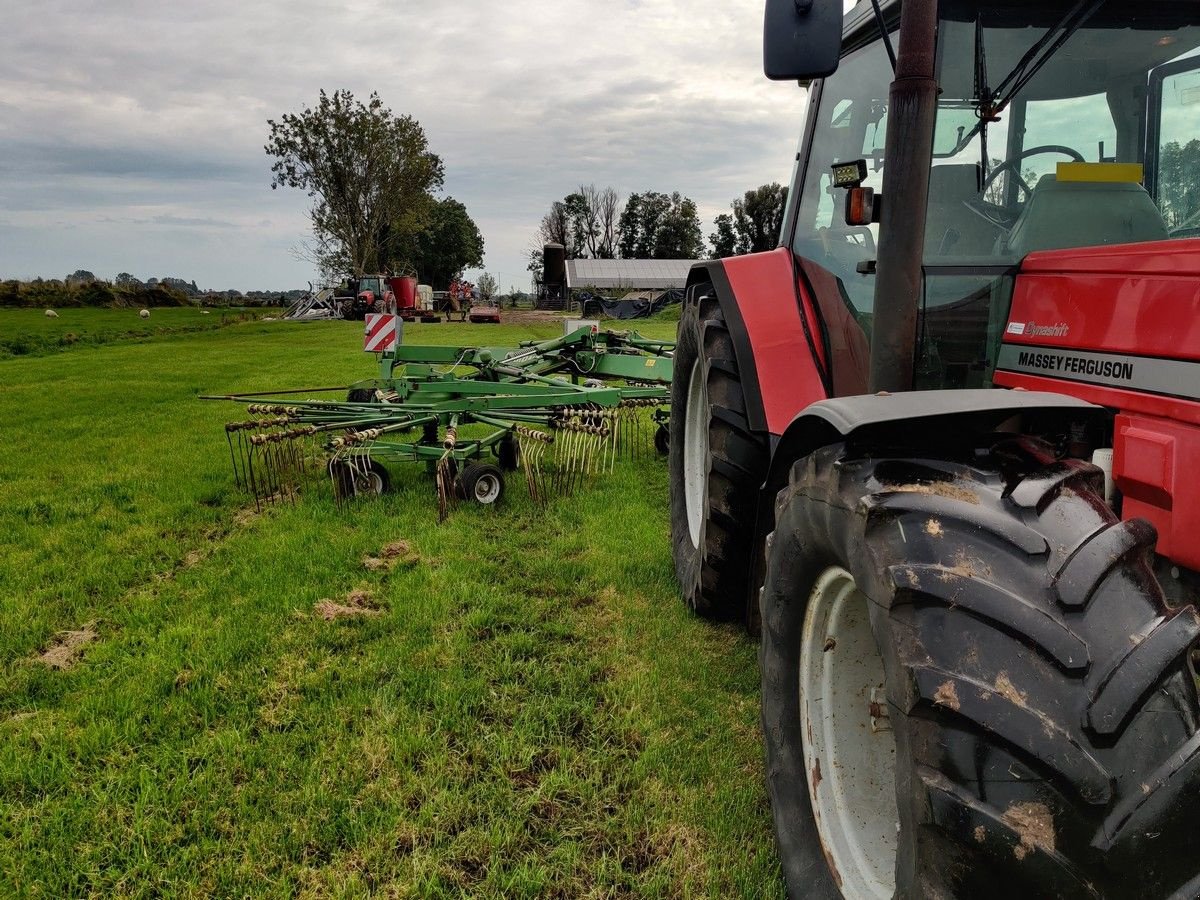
529,183,789,279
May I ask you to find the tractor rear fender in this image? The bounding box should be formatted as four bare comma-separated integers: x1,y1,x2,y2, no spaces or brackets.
686,248,830,437
763,389,1105,501
739,390,1104,627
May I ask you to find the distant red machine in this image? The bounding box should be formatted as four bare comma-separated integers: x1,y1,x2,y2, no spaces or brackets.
336,275,393,320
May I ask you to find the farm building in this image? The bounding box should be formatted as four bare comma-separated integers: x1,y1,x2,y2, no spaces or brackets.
537,243,700,310
564,258,699,292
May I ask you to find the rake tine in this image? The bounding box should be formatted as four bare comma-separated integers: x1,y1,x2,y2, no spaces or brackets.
226,429,242,489
283,440,298,505
246,442,263,510
237,431,251,492
268,440,282,504
263,440,279,505
610,414,619,474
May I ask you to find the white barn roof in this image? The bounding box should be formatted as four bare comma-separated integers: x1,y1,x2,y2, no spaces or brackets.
565,258,699,291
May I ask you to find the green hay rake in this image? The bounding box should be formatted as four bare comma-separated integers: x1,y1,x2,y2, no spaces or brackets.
206,325,674,517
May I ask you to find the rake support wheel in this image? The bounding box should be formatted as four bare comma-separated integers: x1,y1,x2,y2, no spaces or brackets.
457,462,505,505
329,458,389,500
669,285,768,621
760,439,1200,899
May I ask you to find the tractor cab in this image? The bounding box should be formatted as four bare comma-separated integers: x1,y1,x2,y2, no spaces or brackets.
787,0,1200,390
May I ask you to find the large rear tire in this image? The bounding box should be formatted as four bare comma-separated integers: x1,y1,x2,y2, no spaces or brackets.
668,285,769,621
761,438,1200,898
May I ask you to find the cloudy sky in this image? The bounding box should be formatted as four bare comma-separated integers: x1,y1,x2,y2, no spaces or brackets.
0,0,810,292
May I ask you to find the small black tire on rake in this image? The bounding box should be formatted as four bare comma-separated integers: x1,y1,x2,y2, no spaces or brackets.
329,458,390,501
496,435,520,472
456,462,505,506
347,387,376,403
654,424,669,456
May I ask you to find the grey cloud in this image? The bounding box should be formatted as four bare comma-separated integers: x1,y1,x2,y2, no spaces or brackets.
0,0,802,288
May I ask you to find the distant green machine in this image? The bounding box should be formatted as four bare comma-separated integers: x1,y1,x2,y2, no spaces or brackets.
207,324,674,517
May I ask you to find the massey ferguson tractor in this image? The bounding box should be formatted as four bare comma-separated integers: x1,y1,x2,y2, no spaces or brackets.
668,1,1200,896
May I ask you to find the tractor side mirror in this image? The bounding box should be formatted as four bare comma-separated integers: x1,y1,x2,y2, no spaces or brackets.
763,0,842,81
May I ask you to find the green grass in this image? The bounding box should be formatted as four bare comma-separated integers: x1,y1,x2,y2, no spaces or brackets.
0,318,781,897
0,307,274,359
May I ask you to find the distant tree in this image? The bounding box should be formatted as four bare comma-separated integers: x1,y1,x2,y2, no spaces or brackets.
476,272,498,300
709,213,738,258
266,89,444,276
160,276,201,295
709,183,789,258
66,269,97,285
732,183,788,254
539,200,581,257
592,185,621,258
114,272,140,287
406,197,484,289
619,191,705,259
526,246,544,284
534,185,622,260
1159,140,1200,230
617,193,658,258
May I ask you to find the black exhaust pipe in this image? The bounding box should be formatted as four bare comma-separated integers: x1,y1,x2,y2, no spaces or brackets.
868,0,939,394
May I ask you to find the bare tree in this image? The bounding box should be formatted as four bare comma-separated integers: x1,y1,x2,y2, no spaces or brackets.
539,202,574,255
533,186,623,260
594,186,621,258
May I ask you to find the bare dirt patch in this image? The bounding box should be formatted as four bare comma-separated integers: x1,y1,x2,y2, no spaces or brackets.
314,589,383,620
232,505,261,528
36,623,98,670
362,539,418,572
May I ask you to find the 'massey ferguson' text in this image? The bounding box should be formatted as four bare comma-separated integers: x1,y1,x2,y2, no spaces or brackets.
1016,350,1134,381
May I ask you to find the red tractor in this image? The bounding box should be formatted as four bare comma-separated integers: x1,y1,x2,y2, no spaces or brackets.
670,1,1200,895
336,275,394,321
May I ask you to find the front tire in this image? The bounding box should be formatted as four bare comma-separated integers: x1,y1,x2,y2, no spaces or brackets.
668,285,768,621
761,439,1200,899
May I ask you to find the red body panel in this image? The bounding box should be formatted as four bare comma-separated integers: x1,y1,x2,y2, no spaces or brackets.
1114,413,1200,570
994,238,1200,571
1001,240,1200,361
722,248,828,435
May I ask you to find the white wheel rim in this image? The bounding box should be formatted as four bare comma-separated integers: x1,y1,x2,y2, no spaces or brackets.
683,358,708,548
473,473,501,504
355,469,384,495
799,566,898,899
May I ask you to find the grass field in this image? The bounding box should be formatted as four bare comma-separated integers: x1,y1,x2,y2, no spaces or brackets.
0,315,782,897
0,307,273,359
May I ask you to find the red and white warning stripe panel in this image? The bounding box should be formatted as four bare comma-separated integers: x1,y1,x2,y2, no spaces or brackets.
363,313,398,352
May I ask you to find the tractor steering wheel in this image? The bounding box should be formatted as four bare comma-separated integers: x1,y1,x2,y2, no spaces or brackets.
982,145,1086,203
